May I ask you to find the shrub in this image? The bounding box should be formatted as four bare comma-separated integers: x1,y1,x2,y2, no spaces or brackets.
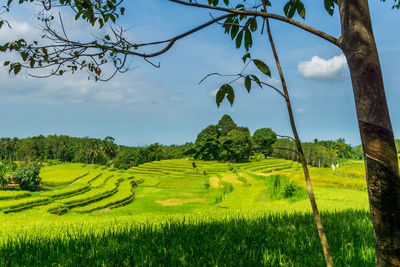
283,184,297,199
265,174,306,201
14,163,42,191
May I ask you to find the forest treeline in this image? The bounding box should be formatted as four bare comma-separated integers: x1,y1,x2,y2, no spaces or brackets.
0,115,388,169
272,138,362,168
0,135,193,169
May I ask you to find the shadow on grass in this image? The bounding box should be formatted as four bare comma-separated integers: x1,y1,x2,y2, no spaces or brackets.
1,210,374,266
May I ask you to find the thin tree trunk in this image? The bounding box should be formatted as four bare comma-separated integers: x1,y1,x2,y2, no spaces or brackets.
265,15,334,267
338,0,400,265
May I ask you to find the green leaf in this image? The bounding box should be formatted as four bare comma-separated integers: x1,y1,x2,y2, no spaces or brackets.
29,58,35,68
253,59,271,77
230,23,239,39
225,84,235,105
223,0,229,5
297,1,306,19
13,64,21,75
236,30,243,48
250,18,257,32
284,1,296,18
324,0,334,15
3,61,10,66
245,75,251,93
223,17,233,34
216,86,226,107
120,7,125,15
0,43,8,52
244,28,252,50
216,84,235,107
251,75,263,88
242,52,251,63
21,51,28,61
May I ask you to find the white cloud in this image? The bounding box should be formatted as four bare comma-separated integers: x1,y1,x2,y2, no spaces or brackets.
296,108,306,114
0,20,39,42
298,55,348,81
268,77,280,86
0,65,179,111
210,88,219,96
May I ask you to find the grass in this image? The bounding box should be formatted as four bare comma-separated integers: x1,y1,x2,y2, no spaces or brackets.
72,179,136,213
40,184,90,199
57,176,122,207
0,196,49,213
40,164,89,186
0,158,376,265
0,190,31,200
0,211,374,266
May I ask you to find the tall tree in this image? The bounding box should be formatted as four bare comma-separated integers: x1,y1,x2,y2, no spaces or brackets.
2,0,400,265
253,128,277,158
222,127,252,161
217,114,237,136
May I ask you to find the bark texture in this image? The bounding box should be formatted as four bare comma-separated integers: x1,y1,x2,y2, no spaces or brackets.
339,0,400,265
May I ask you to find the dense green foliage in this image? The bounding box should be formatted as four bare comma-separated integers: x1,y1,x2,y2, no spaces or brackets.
0,160,11,190
0,135,117,164
272,138,364,167
0,211,374,266
253,128,277,158
13,163,41,191
0,116,376,169
0,135,194,170
114,143,194,169
188,115,275,162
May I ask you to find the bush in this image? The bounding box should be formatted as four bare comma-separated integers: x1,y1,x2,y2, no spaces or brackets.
265,174,306,201
283,183,297,199
13,163,42,191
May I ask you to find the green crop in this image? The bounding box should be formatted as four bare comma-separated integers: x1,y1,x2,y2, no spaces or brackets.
0,158,375,266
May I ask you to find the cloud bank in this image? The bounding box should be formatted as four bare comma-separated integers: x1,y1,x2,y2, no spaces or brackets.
298,55,348,81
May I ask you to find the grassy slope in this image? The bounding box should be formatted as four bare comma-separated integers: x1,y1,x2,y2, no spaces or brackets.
0,158,374,265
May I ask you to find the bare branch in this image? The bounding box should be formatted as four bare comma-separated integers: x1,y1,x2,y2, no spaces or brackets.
276,134,295,141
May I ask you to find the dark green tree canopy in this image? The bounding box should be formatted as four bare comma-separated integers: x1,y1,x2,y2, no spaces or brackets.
195,125,219,145
217,115,237,136
253,128,277,158
222,128,252,162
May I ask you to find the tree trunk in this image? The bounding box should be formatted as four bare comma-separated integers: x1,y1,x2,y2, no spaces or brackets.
339,0,400,265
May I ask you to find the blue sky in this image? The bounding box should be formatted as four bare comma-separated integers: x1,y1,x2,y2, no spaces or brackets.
1,0,399,146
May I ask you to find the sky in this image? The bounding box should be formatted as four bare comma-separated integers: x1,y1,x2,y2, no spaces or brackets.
0,0,399,146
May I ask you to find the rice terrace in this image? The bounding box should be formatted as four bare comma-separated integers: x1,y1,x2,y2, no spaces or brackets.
0,130,379,266
1,0,400,266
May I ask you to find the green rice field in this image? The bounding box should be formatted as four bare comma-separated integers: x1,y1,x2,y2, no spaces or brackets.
0,158,374,265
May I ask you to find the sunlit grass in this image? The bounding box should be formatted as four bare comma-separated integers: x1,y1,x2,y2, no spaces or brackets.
0,158,375,265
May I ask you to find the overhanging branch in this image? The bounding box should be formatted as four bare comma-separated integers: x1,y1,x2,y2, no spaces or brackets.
169,0,339,46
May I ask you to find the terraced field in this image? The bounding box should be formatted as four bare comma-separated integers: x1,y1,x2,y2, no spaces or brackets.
0,158,369,216
0,164,137,214
0,158,375,265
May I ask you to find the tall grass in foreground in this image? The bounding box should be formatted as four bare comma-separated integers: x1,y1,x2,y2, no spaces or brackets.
0,210,374,266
